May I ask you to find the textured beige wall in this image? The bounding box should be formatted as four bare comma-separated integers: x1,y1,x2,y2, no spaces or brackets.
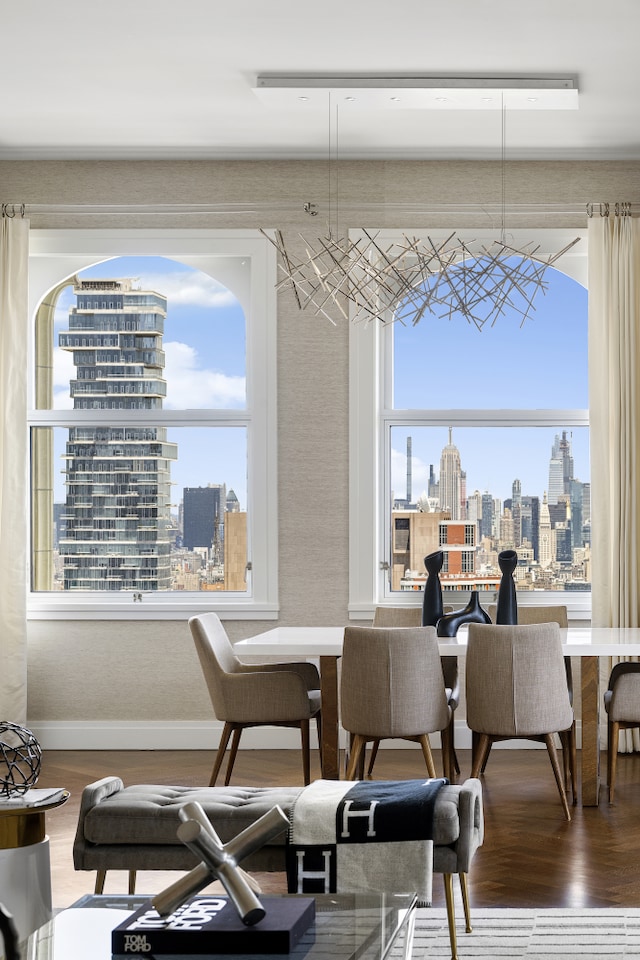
4,157,637,725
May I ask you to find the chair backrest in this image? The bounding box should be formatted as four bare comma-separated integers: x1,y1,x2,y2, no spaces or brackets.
373,606,421,627
189,612,241,717
373,605,454,627
340,625,450,738
487,604,568,627
465,622,573,737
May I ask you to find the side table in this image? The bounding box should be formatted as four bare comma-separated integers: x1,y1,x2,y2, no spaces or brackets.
0,790,69,942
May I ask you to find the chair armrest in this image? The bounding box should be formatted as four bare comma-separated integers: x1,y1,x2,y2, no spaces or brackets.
237,660,320,690
453,778,484,873
221,671,319,722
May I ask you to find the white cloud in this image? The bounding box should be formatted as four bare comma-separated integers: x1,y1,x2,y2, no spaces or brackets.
163,341,245,409
137,272,237,309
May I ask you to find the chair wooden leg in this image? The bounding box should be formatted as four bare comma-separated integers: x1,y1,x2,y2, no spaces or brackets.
417,734,437,779
345,735,367,780
128,870,137,894
95,870,106,894
300,719,311,785
224,727,243,786
459,872,472,933
210,721,235,786
366,740,380,778
544,733,571,821
470,734,491,779
442,873,459,960
608,719,620,803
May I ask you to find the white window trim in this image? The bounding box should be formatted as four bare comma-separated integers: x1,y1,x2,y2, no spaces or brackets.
348,227,591,622
27,229,278,620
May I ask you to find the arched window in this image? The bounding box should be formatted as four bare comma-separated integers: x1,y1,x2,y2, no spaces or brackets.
28,230,277,619
349,228,590,618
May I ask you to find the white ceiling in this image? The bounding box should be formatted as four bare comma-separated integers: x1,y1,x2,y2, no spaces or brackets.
4,0,638,162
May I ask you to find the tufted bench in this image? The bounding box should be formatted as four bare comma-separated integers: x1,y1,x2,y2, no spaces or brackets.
74,776,483,956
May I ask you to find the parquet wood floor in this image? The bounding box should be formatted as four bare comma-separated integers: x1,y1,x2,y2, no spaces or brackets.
37,746,640,912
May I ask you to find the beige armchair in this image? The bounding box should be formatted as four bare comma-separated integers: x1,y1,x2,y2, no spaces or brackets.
466,622,576,820
485,604,575,797
604,661,640,802
189,613,322,786
370,606,459,780
340,624,453,781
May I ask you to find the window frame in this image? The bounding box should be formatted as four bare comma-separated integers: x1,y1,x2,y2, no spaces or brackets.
27,229,278,620
348,226,591,621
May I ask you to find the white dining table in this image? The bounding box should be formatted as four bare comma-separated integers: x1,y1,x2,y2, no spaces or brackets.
234,625,640,806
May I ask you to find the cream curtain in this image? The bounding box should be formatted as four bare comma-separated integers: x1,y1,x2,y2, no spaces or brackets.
588,206,640,751
0,210,29,723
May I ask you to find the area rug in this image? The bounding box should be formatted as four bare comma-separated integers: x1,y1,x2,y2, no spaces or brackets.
410,907,640,959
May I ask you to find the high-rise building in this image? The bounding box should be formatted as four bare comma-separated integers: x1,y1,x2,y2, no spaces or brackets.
538,492,557,568
548,431,574,504
521,495,540,560
439,428,463,520
480,492,493,539
183,485,226,559
511,478,522,546
58,278,177,591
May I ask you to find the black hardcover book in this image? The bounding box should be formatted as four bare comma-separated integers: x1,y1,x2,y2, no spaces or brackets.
112,895,316,956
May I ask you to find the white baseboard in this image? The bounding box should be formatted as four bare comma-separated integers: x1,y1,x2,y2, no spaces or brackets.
28,719,591,751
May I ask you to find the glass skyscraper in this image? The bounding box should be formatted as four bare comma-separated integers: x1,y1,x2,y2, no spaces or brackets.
58,278,177,591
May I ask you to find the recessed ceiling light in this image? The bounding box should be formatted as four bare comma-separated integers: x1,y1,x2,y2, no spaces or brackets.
345,96,357,102
435,97,449,102
298,96,309,102
527,97,538,102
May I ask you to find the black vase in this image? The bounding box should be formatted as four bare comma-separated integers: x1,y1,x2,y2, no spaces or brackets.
436,590,491,637
421,550,444,626
496,549,518,625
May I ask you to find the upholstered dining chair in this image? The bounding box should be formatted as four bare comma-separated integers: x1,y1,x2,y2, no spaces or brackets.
486,604,575,798
340,624,453,781
604,661,640,802
465,622,576,820
370,606,459,780
189,612,322,786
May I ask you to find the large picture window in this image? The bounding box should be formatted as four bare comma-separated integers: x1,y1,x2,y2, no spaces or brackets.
349,228,590,619
28,230,277,619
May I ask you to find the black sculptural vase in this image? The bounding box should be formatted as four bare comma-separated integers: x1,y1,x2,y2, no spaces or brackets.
496,549,518,625
436,591,491,637
422,550,444,626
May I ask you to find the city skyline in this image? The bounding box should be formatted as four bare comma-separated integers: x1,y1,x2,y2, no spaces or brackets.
392,261,588,503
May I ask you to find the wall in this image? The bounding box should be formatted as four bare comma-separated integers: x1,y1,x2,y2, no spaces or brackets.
3,158,638,747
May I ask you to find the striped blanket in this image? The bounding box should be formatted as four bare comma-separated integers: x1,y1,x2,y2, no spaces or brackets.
285,778,447,906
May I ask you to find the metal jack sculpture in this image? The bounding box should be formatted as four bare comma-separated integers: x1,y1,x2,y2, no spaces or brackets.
152,801,289,926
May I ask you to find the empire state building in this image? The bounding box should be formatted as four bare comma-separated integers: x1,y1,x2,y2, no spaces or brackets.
439,427,463,520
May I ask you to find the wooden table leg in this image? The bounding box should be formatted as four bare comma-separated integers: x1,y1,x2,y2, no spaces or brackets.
581,655,601,806
319,655,340,779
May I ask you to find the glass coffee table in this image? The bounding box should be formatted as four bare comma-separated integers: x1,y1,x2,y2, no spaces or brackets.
27,892,418,960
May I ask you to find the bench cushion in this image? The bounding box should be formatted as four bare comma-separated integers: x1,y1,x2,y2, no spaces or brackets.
82,782,462,849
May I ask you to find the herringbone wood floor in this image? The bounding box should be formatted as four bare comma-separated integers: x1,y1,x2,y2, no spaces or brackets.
38,746,640,912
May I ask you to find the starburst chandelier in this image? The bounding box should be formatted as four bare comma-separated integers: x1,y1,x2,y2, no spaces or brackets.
257,76,581,329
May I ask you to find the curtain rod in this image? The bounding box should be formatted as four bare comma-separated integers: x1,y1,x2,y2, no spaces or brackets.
3,200,636,218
